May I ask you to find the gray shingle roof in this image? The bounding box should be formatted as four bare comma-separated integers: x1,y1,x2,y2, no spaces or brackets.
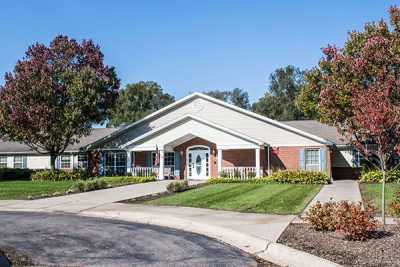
0,128,118,154
282,120,348,145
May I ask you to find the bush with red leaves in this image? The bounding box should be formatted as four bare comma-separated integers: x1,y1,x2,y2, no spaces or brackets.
334,201,377,241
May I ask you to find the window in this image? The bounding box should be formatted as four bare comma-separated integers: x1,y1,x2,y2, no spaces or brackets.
104,151,127,176
13,156,26,169
60,155,71,169
152,152,175,167
305,149,320,171
0,156,7,168
77,154,88,169
164,152,175,167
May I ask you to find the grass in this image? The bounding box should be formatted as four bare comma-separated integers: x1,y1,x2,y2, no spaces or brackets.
0,180,74,200
359,183,400,215
101,176,156,187
147,183,322,214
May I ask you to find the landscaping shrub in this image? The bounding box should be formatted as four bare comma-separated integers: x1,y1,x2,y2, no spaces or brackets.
359,170,400,183
306,200,377,241
390,191,400,217
70,178,108,193
210,170,330,184
265,170,330,184
31,169,89,181
334,201,377,241
102,176,156,186
305,201,337,231
0,168,32,181
166,180,189,193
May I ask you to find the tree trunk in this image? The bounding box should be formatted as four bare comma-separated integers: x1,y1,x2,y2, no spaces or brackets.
382,170,386,225
50,153,57,170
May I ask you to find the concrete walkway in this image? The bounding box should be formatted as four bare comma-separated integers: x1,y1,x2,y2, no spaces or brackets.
0,180,173,213
304,180,362,214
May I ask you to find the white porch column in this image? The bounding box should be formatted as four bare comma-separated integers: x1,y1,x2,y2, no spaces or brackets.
126,151,132,174
255,147,261,177
158,149,165,180
217,149,223,175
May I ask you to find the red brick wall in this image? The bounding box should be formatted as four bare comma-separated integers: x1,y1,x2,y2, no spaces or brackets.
269,145,332,175
134,151,147,167
174,137,217,179
222,149,255,167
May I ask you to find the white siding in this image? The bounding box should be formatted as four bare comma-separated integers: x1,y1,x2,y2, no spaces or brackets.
101,96,324,149
27,155,51,169
130,119,258,151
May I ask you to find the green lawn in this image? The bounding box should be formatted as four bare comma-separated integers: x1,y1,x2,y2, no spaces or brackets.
0,180,74,200
148,183,322,214
359,183,400,215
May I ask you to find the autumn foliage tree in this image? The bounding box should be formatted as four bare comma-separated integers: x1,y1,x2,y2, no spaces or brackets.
0,36,120,169
305,7,400,223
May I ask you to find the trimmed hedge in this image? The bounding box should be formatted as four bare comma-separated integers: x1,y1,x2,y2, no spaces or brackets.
0,168,32,181
70,179,108,192
359,170,400,183
209,170,330,185
31,169,89,181
102,176,156,187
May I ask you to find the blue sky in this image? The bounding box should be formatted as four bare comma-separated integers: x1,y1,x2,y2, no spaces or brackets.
0,1,396,102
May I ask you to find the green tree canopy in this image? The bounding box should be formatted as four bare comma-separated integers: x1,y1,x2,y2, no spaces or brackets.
108,81,174,127
252,65,307,120
204,88,250,109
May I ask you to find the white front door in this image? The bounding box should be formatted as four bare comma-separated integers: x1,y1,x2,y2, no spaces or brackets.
188,148,210,180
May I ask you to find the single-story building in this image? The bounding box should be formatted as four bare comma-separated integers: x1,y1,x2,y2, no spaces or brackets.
0,92,361,180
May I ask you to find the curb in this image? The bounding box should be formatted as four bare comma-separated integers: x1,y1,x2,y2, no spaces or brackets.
79,209,342,267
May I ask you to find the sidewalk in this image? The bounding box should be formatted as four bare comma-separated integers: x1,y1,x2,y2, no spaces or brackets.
303,180,362,214
0,180,173,213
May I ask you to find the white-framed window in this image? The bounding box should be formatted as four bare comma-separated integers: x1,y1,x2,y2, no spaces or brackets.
152,152,175,167
305,149,320,171
0,156,7,168
13,155,26,169
77,154,88,169
104,151,127,176
60,155,71,169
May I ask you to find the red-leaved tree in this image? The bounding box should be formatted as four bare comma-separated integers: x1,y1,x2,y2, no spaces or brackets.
317,7,400,224
0,35,120,169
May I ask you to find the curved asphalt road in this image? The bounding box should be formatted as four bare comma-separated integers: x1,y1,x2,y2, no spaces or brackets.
0,212,261,266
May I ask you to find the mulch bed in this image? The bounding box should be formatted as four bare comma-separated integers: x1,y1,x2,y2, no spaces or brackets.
278,223,400,267
0,247,33,267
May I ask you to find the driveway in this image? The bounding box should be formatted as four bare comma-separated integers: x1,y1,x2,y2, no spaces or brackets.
0,211,261,267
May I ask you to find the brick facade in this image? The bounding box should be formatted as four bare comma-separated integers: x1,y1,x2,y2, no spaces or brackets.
174,137,218,179
134,151,147,167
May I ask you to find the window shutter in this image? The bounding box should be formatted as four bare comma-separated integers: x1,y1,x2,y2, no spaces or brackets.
319,148,326,172
299,149,305,170
145,152,152,167
56,156,61,170
174,152,180,171
23,156,27,169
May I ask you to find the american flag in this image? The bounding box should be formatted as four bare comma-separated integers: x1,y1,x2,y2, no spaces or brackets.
154,145,160,166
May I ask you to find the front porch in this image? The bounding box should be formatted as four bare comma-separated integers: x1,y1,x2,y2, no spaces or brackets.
127,136,270,180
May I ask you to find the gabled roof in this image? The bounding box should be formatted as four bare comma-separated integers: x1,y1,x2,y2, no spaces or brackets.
0,128,118,154
88,92,333,148
283,120,347,145
120,114,265,148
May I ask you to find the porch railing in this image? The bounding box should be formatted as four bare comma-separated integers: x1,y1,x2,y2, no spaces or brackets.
132,167,158,177
131,167,177,178
220,167,260,180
